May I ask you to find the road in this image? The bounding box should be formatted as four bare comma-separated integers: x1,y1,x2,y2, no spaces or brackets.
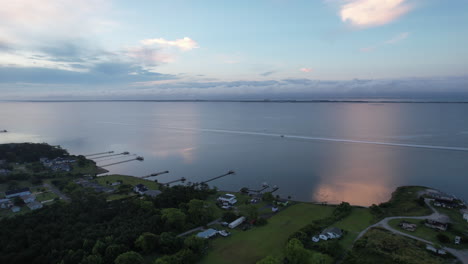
43,183,70,202
354,199,468,264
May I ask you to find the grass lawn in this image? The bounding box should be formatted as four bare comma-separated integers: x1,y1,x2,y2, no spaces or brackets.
199,203,334,264
388,218,468,249
106,193,136,201
95,174,159,189
35,191,59,202
383,186,432,217
70,162,99,175
334,207,374,249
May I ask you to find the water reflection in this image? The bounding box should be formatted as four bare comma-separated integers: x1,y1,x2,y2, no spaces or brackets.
313,104,401,206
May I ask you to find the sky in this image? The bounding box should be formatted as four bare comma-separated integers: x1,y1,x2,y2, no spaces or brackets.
0,0,467,100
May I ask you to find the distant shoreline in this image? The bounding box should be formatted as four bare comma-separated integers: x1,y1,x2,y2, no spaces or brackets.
2,99,468,104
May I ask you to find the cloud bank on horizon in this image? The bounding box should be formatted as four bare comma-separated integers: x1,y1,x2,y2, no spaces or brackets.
0,0,467,99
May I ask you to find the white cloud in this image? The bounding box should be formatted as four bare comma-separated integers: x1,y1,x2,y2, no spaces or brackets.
300,68,313,72
141,37,199,51
339,0,412,28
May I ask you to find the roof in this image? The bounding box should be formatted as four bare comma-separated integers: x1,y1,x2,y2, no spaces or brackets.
27,201,43,209
135,184,146,189
5,187,30,196
196,229,218,238
20,194,35,200
220,194,235,199
322,227,342,236
0,198,10,203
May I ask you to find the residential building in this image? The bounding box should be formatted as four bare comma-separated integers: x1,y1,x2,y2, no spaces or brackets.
218,193,237,205
321,227,343,239
0,198,12,209
143,190,161,197
399,221,417,232
11,206,20,213
425,219,448,231
20,194,36,204
27,201,43,210
196,229,218,239
134,184,148,194
5,188,31,199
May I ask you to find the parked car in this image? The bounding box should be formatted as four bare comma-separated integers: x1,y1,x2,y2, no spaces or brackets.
218,230,231,237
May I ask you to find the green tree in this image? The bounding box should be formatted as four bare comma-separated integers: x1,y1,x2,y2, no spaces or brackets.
240,204,259,220
161,208,186,230
135,232,159,253
114,251,144,264
92,240,107,256
285,239,309,264
184,236,207,253
187,199,215,225
81,254,102,264
256,255,281,264
262,192,274,203
104,244,127,264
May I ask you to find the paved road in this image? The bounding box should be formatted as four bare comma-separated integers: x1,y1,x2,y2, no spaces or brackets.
43,183,70,202
177,218,221,237
353,199,468,264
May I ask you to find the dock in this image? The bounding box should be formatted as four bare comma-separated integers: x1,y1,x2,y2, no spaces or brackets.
0,130,7,133
100,156,144,168
92,152,130,159
141,171,169,179
160,177,186,186
85,151,114,157
201,170,235,184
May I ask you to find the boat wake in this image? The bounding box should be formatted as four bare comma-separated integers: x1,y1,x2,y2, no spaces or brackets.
97,121,468,152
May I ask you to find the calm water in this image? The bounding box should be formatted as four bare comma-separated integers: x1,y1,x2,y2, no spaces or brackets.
0,101,467,206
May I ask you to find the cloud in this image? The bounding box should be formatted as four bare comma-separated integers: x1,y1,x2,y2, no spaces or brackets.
300,68,313,72
141,37,199,51
385,32,410,44
260,71,276,76
339,0,412,28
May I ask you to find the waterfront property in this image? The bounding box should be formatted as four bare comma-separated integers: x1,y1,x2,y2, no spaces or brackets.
425,219,449,231
399,221,417,232
134,184,148,194
218,193,237,205
27,201,43,210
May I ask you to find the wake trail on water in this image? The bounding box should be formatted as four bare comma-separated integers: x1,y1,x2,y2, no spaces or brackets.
97,121,468,152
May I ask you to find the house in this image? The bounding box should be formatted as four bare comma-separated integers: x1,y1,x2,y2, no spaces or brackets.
425,219,448,231
20,194,36,204
196,229,218,239
110,181,121,186
0,169,11,175
312,236,320,243
27,201,43,210
322,227,343,239
11,206,20,213
399,221,417,232
463,213,468,222
319,234,328,240
455,236,461,245
218,194,237,205
143,190,161,197
134,184,148,194
5,188,31,199
0,198,12,209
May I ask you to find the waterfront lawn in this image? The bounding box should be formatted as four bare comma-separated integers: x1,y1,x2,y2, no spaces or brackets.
94,174,159,189
334,207,374,249
389,218,468,249
344,227,456,264
380,186,432,217
35,191,59,202
199,203,334,264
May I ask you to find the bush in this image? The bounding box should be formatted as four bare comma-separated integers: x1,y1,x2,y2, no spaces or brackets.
437,233,450,243
255,217,268,226
222,211,238,222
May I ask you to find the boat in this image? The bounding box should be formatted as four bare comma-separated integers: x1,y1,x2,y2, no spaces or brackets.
136,156,144,161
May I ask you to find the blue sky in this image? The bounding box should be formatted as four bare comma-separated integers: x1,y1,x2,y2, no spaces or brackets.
1,0,467,99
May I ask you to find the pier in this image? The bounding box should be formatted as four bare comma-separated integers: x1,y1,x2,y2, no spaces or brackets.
141,170,169,179
84,151,114,157
100,156,144,168
0,130,7,133
161,177,186,186
201,170,235,184
92,152,130,159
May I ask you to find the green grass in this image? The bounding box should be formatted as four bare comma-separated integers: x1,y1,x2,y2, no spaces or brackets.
334,208,374,249
106,193,136,201
0,206,31,219
388,218,468,249
344,227,457,264
70,162,99,175
199,203,334,264
94,174,159,189
35,191,59,202
381,186,432,217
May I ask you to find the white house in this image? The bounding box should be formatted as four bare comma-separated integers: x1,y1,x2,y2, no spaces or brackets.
196,229,218,239
319,234,328,240
312,236,320,243
463,213,468,222
218,194,237,205
134,184,148,194
0,198,12,209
